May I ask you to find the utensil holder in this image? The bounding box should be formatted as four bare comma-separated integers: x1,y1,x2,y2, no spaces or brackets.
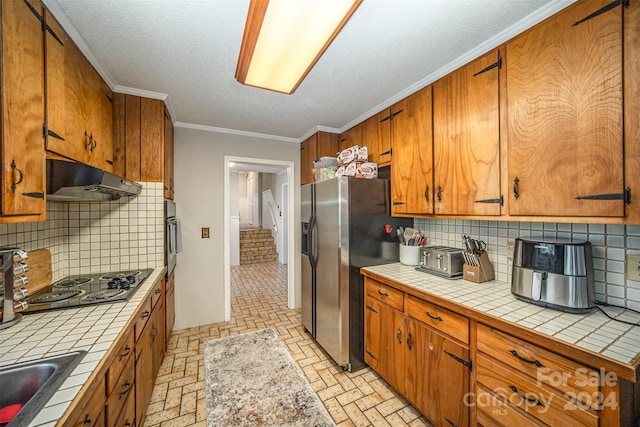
399,244,421,266
463,252,494,283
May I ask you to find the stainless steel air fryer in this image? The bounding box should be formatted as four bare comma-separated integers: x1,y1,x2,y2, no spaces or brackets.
511,238,595,313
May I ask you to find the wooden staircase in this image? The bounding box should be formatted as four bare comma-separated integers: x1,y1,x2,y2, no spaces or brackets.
239,229,278,264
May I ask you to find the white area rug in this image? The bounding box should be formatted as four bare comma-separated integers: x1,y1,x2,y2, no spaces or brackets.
204,328,335,426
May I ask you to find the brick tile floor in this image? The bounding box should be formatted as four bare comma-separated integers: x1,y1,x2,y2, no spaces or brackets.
144,261,431,427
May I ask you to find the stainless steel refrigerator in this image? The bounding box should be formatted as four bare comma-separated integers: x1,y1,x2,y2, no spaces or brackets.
301,176,411,371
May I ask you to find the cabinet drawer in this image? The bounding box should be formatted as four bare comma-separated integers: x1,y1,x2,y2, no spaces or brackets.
151,278,163,309
476,385,540,427
106,356,135,427
477,354,598,427
106,328,134,396
477,323,599,407
135,297,152,342
406,295,469,344
365,279,404,311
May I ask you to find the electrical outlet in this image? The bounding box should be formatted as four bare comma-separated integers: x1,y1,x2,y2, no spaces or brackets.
202,227,210,238
627,255,640,281
506,242,515,260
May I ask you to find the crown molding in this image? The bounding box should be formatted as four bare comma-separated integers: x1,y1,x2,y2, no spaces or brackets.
113,86,177,125
339,0,577,133
297,125,342,143
175,122,299,143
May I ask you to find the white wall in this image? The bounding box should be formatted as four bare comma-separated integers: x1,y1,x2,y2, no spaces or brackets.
174,127,300,329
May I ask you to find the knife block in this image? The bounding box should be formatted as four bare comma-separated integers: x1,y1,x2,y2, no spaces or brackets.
463,252,494,283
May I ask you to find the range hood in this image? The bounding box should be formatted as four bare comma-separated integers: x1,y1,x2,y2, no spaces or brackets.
47,159,142,202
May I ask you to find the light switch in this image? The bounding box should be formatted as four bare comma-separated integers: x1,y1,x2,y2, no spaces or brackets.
202,227,210,238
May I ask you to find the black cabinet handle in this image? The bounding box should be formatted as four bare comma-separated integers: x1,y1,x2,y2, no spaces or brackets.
513,177,520,199
119,381,132,399
509,385,544,406
425,311,443,322
377,289,389,297
436,186,442,202
509,349,544,367
119,346,131,361
397,327,402,344
141,310,150,319
10,160,23,192
424,186,429,203
407,332,413,350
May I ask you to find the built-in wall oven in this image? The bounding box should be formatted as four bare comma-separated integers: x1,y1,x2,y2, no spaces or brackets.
165,200,180,277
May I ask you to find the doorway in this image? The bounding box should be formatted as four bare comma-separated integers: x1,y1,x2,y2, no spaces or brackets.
223,156,295,322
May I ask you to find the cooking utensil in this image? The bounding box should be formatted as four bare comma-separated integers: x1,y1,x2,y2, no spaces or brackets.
404,227,416,245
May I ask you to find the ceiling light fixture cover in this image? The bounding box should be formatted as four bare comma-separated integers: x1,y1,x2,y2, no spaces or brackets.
235,0,362,94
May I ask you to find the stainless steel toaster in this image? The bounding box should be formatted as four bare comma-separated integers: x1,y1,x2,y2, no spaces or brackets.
511,238,595,313
417,246,464,279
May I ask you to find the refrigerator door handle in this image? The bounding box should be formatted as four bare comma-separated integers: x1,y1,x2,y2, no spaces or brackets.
309,213,318,269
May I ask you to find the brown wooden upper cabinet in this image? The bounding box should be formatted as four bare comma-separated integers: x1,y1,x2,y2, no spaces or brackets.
300,131,338,185
0,0,46,219
390,86,433,216
113,94,174,196
507,0,624,217
45,10,113,172
340,111,392,166
164,108,175,199
433,50,502,216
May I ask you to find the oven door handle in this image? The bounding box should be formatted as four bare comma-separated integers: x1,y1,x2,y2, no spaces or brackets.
167,218,177,254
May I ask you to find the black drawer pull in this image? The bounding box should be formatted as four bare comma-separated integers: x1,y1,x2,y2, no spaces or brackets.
141,311,150,319
426,311,443,321
83,415,91,424
407,332,413,350
119,346,131,361
119,381,132,398
397,327,402,344
377,289,389,297
509,385,544,407
509,349,544,367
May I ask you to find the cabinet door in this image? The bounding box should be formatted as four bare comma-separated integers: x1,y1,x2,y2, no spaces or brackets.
391,86,433,216
365,298,405,395
165,272,175,349
151,298,165,378
1,0,46,216
406,320,470,427
316,131,338,159
339,123,363,152
44,12,90,164
164,108,174,199
434,50,501,216
359,111,390,165
300,134,317,185
135,324,154,427
141,97,164,181
89,76,113,172
507,0,623,217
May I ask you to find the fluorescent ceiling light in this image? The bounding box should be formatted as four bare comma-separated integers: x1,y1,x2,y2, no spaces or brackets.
236,0,362,94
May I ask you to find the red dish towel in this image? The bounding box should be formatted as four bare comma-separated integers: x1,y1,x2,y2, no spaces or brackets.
0,404,22,424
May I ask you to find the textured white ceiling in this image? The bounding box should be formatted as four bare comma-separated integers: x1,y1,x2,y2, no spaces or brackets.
44,0,574,141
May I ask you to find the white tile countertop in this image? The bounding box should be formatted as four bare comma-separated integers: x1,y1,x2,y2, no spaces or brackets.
362,263,640,368
0,266,165,427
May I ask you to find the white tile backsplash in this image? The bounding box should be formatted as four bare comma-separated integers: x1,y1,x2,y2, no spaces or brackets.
0,182,164,280
414,218,640,309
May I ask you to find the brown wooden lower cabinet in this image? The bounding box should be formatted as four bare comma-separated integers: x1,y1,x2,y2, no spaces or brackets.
362,272,640,427
405,319,469,427
70,375,106,427
364,296,405,394
165,271,175,349
364,278,470,427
